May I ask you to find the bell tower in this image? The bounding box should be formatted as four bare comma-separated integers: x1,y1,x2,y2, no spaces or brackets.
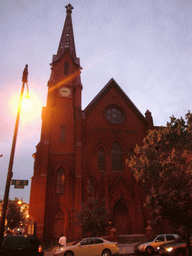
29,4,83,242
45,3,82,155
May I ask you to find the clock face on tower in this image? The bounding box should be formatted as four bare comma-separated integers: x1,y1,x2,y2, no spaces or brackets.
59,87,71,97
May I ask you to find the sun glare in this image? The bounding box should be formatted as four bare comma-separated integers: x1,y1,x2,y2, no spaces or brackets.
11,91,42,123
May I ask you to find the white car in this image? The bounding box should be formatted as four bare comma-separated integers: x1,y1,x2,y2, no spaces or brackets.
54,237,119,256
134,234,179,255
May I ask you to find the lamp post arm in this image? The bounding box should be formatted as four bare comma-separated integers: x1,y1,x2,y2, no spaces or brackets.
0,65,28,251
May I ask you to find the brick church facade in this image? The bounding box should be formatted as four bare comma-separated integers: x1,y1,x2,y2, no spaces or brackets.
29,4,156,242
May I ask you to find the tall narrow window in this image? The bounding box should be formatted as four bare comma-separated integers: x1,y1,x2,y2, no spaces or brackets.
64,61,69,75
111,141,123,171
60,126,66,142
98,147,106,172
56,167,65,194
87,179,94,196
128,148,134,159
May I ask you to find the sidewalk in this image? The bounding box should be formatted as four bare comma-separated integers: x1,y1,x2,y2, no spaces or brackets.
118,243,135,254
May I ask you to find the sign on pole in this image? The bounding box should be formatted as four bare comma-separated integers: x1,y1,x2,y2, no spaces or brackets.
11,179,28,189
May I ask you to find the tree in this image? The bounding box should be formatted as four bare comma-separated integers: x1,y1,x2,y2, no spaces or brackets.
129,112,192,256
74,183,110,238
6,198,24,230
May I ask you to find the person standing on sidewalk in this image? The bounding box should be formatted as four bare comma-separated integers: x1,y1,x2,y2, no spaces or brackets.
59,234,66,247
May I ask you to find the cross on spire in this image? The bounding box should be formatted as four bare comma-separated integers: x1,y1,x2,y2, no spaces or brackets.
65,3,73,13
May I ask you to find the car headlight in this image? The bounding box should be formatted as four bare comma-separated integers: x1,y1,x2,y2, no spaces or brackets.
55,247,65,252
165,247,173,252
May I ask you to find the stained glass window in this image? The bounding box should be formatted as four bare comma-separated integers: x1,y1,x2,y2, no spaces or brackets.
111,141,123,171
98,147,106,172
60,126,66,142
56,167,65,194
105,107,124,124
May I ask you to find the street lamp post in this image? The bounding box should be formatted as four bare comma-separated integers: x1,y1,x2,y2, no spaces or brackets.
0,65,29,251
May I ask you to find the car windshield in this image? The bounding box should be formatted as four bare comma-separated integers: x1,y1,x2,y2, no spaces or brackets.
173,237,183,242
145,236,157,242
72,240,80,245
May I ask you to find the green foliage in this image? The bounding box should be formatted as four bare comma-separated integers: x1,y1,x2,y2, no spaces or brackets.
6,198,24,229
129,111,192,231
74,184,110,237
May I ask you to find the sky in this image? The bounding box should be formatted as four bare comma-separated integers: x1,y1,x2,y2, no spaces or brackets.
0,0,192,203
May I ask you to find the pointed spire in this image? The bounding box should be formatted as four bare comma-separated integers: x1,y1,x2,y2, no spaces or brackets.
145,109,154,129
55,4,76,61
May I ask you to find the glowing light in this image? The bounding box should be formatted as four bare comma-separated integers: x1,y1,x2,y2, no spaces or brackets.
166,247,173,252
10,91,42,123
22,95,33,112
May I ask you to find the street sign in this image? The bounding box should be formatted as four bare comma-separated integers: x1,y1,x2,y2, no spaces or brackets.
11,179,28,187
14,184,25,189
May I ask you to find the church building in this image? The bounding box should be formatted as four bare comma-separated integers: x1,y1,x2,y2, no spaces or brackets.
29,4,156,242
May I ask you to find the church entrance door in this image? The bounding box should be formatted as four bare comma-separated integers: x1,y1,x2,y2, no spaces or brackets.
53,210,65,239
113,199,132,235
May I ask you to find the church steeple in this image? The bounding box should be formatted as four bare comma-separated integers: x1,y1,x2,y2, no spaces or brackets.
53,4,77,62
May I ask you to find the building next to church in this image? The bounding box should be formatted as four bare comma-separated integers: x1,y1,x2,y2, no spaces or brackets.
29,4,157,243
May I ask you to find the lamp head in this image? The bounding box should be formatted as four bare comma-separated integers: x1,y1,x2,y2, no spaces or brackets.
25,93,30,100
22,64,28,83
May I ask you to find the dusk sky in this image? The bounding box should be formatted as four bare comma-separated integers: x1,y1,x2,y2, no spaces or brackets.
1,0,192,203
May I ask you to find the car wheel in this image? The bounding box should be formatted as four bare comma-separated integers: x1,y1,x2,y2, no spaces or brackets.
102,249,111,256
145,246,154,255
64,251,74,256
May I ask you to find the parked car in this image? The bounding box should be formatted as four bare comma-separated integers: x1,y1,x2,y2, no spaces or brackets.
134,234,179,255
158,238,192,256
1,235,44,256
54,237,119,256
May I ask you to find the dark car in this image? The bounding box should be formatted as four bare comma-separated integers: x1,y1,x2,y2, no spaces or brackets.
1,235,44,256
134,234,179,255
158,238,192,256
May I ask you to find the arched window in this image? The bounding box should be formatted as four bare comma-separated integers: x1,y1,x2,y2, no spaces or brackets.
87,179,94,196
98,147,106,172
60,126,66,142
56,167,65,194
113,199,128,215
111,141,123,172
64,61,69,75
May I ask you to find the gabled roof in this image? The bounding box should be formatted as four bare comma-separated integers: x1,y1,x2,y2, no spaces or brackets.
84,78,147,124
110,175,135,198
51,47,80,67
